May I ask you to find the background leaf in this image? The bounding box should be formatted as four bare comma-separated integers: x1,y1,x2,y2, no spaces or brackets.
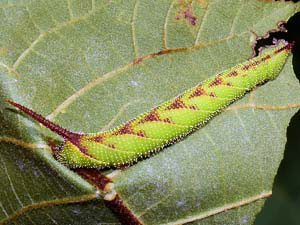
0,0,300,224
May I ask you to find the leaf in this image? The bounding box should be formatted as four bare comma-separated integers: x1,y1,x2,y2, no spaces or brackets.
0,1,300,225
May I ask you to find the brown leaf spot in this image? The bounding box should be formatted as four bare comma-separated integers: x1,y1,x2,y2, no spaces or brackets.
175,1,197,26
183,9,197,26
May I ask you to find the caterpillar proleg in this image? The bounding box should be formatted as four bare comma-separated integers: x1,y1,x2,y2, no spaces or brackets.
7,43,293,169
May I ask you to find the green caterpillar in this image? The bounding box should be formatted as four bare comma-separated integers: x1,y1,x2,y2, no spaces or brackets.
7,43,293,169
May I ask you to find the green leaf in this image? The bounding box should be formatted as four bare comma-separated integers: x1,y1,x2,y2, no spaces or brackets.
1,0,300,224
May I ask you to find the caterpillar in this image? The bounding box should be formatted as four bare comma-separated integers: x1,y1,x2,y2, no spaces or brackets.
7,43,293,169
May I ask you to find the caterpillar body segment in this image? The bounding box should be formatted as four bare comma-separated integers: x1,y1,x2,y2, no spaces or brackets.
7,43,293,169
